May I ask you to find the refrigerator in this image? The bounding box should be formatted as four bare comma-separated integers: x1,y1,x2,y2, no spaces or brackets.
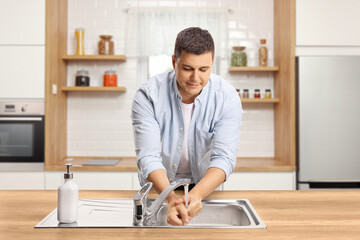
297,56,360,189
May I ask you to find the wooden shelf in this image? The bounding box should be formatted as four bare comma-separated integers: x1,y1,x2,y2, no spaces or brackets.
240,98,280,103
62,86,127,92
62,55,127,61
229,66,279,72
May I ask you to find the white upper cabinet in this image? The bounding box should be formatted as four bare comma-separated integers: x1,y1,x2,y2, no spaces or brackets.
0,46,44,98
296,0,360,46
0,0,45,45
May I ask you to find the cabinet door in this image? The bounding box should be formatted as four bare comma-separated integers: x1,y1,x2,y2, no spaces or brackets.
0,46,44,98
223,172,296,190
296,0,360,46
45,172,137,190
0,172,44,190
0,0,45,45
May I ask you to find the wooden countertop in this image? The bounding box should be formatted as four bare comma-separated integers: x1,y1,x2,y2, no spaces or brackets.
45,157,295,172
1,190,359,239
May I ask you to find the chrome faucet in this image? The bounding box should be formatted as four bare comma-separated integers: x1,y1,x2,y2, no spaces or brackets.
133,178,192,226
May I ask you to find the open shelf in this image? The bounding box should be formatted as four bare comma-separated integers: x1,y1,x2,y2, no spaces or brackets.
240,98,280,103
62,55,127,61
229,66,279,72
62,86,127,92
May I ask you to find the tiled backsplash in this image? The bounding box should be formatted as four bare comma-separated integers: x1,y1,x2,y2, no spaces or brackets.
67,0,274,157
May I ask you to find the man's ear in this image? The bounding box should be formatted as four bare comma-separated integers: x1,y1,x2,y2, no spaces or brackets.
172,55,176,69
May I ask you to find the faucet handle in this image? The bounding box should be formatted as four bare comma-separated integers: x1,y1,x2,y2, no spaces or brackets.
133,182,153,202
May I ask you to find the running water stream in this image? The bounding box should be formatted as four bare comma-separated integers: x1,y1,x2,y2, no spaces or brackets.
185,183,189,208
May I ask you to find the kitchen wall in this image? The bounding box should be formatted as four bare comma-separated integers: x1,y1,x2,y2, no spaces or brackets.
66,0,274,158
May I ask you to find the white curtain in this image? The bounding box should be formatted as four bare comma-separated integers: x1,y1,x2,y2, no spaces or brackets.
125,7,227,58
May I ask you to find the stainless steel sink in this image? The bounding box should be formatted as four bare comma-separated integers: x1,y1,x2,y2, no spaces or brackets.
35,198,266,229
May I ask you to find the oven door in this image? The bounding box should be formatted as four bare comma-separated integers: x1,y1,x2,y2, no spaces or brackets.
0,115,44,163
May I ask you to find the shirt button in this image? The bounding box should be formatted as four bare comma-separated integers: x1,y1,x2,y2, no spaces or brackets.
180,128,183,131
173,163,177,167
178,107,181,110
177,147,181,150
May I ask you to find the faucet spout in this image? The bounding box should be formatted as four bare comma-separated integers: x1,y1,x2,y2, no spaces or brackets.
146,178,192,216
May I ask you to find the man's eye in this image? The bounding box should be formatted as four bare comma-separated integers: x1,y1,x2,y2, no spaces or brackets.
200,69,207,72
184,68,192,71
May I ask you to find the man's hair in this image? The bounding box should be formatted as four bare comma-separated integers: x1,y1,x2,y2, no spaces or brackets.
174,27,214,61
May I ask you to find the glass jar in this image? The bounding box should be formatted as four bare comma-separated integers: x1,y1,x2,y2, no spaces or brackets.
231,46,247,67
258,39,268,67
75,28,85,55
254,89,261,98
103,70,117,87
265,89,272,99
75,70,89,86
98,35,114,55
242,89,249,98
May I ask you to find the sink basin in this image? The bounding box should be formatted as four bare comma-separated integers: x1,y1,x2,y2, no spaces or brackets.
35,198,266,229
146,199,265,228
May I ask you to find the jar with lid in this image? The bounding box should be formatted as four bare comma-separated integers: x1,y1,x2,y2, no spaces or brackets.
75,70,90,86
258,39,268,67
265,89,272,99
98,35,114,55
254,89,261,98
231,46,247,67
103,70,117,87
75,28,85,55
242,89,249,98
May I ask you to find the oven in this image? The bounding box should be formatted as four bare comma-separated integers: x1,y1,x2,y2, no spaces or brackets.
0,100,44,163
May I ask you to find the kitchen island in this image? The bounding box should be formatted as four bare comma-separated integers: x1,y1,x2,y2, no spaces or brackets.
1,190,359,239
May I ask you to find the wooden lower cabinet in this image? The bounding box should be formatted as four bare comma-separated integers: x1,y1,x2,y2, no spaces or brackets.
224,172,296,190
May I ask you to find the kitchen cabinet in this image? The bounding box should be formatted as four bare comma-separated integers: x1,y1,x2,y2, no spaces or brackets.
45,171,139,190
0,0,45,45
224,172,296,190
0,172,44,190
0,46,44,98
296,0,360,46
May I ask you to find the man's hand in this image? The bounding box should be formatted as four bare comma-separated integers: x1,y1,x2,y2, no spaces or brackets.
167,196,190,226
174,192,203,220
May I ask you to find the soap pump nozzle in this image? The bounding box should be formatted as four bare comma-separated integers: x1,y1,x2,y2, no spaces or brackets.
64,163,73,180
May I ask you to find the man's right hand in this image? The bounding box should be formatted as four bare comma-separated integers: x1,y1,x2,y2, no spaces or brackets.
167,196,191,226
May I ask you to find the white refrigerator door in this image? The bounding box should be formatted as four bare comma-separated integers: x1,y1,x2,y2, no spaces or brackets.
298,56,360,182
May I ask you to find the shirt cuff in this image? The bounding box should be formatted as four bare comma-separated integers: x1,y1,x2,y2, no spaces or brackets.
138,157,166,181
208,157,235,181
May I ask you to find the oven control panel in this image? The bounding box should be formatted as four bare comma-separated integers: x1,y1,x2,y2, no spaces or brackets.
0,101,44,115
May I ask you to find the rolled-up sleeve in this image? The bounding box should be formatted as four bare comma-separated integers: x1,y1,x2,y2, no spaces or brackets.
131,88,166,184
209,90,242,181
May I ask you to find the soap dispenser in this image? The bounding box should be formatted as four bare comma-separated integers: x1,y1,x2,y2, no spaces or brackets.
57,163,79,223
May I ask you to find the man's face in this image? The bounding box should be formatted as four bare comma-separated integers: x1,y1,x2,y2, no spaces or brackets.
172,51,213,104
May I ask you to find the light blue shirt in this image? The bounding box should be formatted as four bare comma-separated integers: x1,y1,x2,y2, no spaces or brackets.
131,70,242,186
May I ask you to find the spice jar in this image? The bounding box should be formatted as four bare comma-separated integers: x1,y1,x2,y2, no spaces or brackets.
236,89,241,95
75,70,90,86
258,39,268,67
254,89,261,98
98,35,114,55
75,28,85,55
231,46,247,67
103,70,117,87
265,89,272,99
242,89,249,98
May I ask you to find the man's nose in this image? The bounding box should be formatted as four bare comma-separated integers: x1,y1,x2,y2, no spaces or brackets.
192,69,199,82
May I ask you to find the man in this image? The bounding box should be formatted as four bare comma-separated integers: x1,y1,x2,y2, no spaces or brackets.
131,27,242,226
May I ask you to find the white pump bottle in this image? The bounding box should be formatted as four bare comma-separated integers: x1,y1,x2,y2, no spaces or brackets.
57,163,79,223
